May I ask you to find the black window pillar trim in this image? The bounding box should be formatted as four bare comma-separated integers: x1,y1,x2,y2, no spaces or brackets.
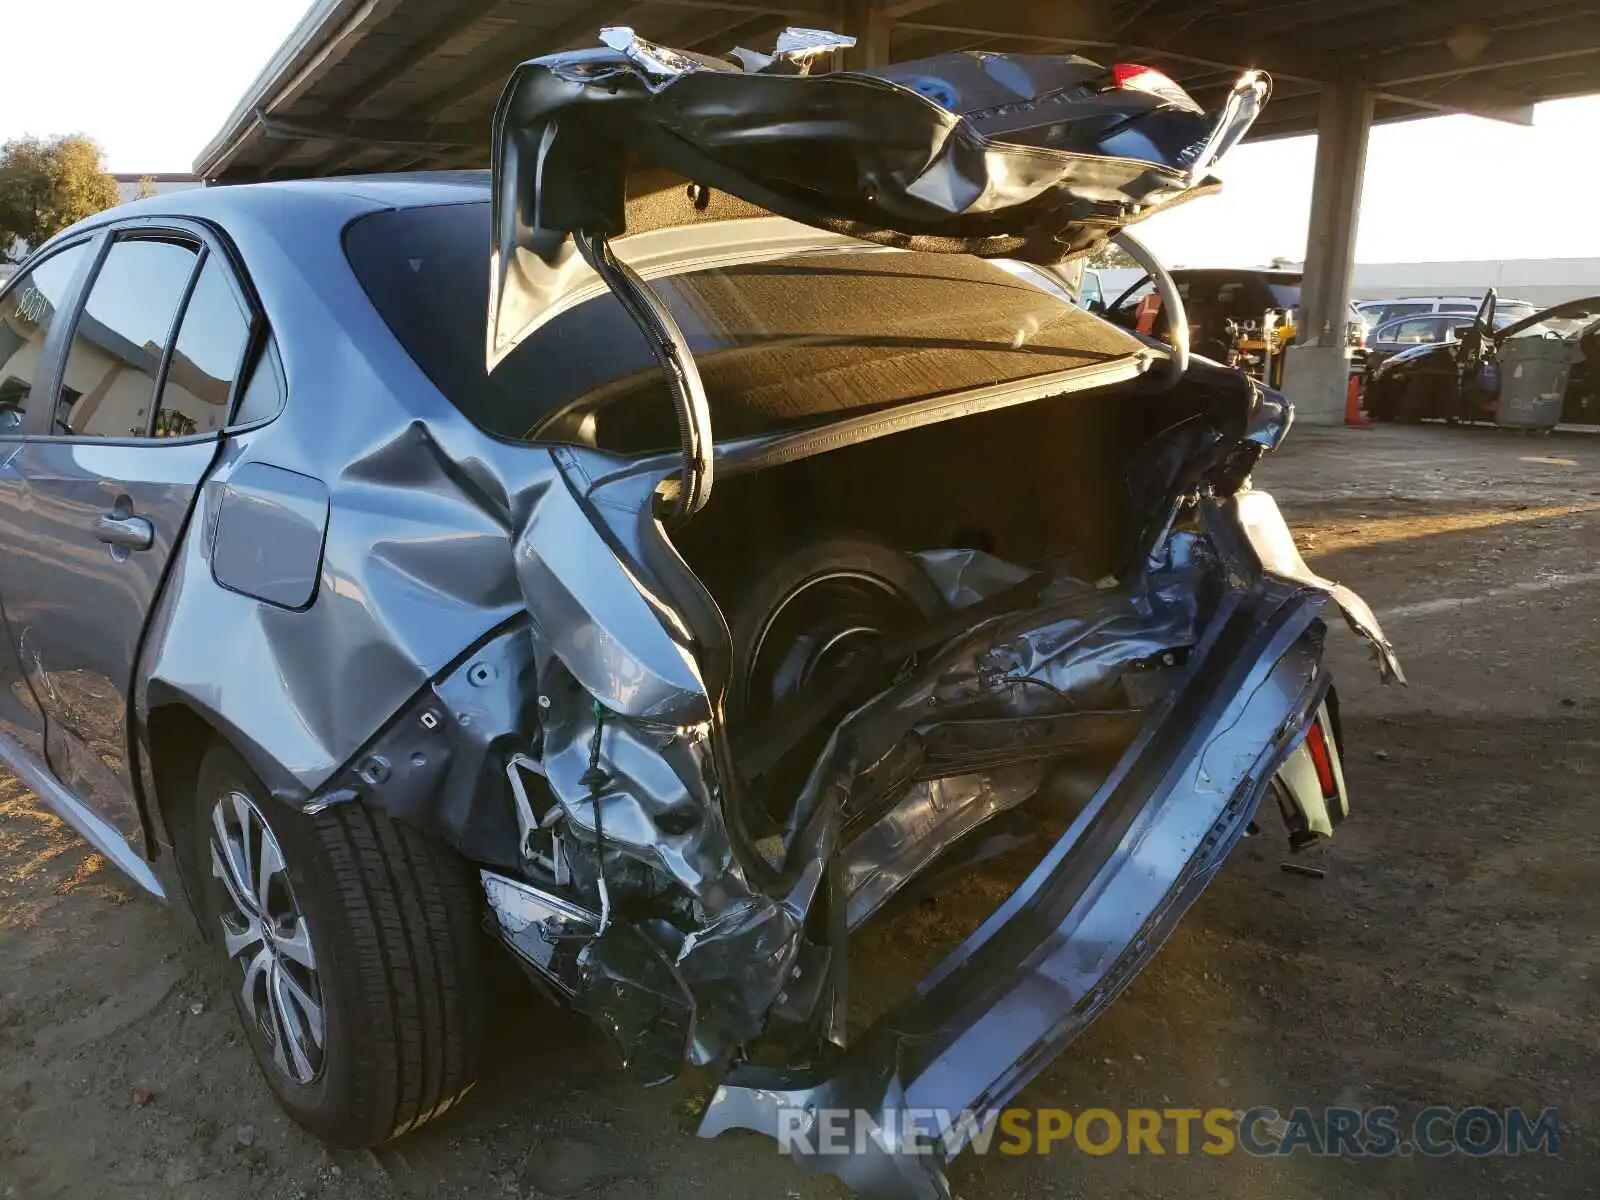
146,244,209,438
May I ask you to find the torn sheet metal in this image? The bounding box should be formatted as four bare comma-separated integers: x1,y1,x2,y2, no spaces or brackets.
511,502,1216,1079
597,27,725,80
699,580,1333,1199
530,644,810,1068
515,473,708,720
840,765,1048,928
962,553,1203,709
326,405,1400,1140
489,31,1269,367
719,27,860,75
910,549,1038,609
773,27,857,62
482,871,599,999
495,444,1405,1176
1208,490,1406,683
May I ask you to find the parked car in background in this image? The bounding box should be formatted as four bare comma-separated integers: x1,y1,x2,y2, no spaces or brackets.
1362,312,1467,374
1103,267,1367,385
1366,290,1600,424
1356,294,1537,330
1363,307,1540,376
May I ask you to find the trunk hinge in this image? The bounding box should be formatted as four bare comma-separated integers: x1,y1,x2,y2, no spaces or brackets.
574,229,714,522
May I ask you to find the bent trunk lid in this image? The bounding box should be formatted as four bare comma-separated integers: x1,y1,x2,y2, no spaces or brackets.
487,30,1269,370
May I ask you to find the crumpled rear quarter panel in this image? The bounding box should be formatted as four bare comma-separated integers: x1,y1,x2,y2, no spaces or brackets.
134,186,563,804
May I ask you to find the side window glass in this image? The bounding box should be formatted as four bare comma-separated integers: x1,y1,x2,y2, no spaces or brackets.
1383,303,1430,325
1214,281,1252,320
1182,278,1217,309
156,254,250,436
55,238,198,437
231,335,286,426
0,243,91,428
1392,318,1441,345
1112,278,1156,318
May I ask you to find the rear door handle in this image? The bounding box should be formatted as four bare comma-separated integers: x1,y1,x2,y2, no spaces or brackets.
94,513,155,551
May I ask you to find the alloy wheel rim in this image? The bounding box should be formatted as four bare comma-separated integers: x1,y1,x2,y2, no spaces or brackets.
209,789,325,1084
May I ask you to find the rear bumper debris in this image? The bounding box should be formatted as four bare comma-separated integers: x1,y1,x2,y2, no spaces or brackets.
698,576,1335,1198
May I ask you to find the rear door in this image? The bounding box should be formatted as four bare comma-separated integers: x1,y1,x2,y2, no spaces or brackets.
1367,301,1430,328
0,222,258,844
0,238,100,764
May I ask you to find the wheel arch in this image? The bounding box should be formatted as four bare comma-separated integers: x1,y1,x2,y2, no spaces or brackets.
141,694,305,921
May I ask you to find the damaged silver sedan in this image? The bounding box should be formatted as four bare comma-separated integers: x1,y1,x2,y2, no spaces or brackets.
0,28,1398,1198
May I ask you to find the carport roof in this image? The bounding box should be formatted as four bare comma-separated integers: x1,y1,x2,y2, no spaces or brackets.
196,0,1600,180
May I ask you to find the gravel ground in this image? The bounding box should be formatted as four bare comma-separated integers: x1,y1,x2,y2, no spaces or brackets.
1,421,1595,1200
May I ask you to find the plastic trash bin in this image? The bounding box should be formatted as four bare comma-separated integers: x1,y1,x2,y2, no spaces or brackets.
1496,336,1573,430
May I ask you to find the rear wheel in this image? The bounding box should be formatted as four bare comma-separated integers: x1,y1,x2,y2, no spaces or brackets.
191,742,482,1147
726,533,948,730
724,533,948,817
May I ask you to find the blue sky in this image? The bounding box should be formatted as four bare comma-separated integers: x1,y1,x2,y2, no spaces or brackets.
5,0,1598,267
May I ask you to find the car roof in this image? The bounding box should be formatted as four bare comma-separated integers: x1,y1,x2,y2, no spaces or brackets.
1374,312,1457,331
1361,294,1536,304
39,171,491,250
1358,297,1463,307
1172,268,1301,280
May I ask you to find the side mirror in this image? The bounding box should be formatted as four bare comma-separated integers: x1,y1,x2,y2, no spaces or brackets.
1086,299,1107,315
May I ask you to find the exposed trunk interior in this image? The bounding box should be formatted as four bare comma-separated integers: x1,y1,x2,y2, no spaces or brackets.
671,383,1161,604
663,380,1203,845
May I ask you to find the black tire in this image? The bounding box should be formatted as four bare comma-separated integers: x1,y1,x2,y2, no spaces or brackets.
724,531,948,731
190,741,482,1148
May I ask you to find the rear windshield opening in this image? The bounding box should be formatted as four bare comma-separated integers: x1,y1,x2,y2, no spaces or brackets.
344,203,1143,454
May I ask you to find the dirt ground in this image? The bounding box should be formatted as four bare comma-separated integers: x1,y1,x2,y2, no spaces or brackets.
2,422,1595,1199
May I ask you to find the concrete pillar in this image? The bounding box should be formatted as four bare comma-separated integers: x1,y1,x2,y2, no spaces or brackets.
1280,77,1374,424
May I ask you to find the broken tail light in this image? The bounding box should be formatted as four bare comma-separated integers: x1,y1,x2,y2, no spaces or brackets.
1304,719,1338,797
1108,64,1204,113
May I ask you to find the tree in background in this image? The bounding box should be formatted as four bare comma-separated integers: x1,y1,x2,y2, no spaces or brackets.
1088,242,1141,270
0,136,121,262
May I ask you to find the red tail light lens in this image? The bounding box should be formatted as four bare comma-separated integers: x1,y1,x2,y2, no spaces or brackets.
1304,720,1338,798
1109,64,1203,113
